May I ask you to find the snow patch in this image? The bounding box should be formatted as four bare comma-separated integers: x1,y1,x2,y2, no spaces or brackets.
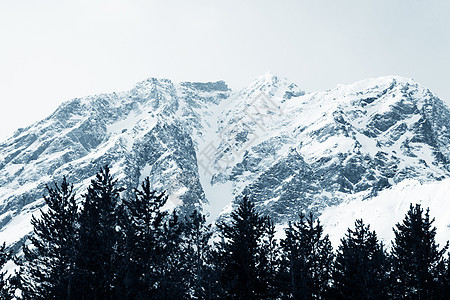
320,178,450,248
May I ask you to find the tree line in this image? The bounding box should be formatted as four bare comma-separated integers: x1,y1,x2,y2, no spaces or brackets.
0,166,448,299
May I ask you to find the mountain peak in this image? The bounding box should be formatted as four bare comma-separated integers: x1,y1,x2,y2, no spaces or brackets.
237,73,304,100
251,72,283,87
1,74,450,248
337,75,419,94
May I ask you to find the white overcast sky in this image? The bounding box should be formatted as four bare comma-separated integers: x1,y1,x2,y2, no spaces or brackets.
0,0,449,140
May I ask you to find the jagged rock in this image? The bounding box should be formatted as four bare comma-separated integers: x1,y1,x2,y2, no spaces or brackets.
0,73,449,247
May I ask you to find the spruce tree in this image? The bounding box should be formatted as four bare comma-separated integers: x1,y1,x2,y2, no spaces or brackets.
280,213,333,299
158,210,191,298
331,219,388,300
181,210,213,299
390,204,449,299
214,196,271,299
21,177,78,300
0,243,13,299
441,254,450,298
74,166,124,299
122,178,192,299
121,177,168,298
433,253,450,300
123,178,210,299
256,217,282,299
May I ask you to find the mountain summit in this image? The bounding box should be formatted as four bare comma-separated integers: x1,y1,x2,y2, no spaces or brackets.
0,74,449,246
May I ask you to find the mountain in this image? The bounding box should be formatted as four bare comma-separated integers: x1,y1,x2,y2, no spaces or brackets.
0,73,450,247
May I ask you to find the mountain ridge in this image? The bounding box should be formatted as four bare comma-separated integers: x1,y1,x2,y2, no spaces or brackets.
0,73,449,247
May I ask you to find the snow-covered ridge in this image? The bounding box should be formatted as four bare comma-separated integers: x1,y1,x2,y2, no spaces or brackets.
1,73,450,247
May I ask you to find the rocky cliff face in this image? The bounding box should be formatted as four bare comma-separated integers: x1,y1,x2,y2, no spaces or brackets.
0,74,449,246
205,75,450,221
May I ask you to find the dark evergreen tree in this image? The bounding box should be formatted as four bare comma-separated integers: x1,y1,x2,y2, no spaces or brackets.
256,217,282,299
74,166,124,300
121,177,168,298
122,178,194,299
280,213,333,299
157,210,193,299
214,196,272,299
433,252,450,300
122,178,212,299
331,219,388,300
181,210,213,299
152,210,187,299
0,243,13,299
21,177,78,300
441,254,450,298
390,204,449,299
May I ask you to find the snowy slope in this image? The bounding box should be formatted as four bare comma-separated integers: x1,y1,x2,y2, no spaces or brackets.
1,73,450,248
0,78,230,246
203,75,450,223
320,178,450,248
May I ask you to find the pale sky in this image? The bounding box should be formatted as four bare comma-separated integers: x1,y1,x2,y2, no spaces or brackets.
0,0,449,140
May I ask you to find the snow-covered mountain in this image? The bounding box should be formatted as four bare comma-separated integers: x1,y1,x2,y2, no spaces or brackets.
1,73,450,247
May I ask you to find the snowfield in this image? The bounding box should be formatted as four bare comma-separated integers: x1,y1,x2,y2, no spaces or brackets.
321,178,450,247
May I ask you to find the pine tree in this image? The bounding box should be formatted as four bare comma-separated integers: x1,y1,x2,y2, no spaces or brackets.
0,243,13,299
214,196,271,299
441,254,450,298
74,166,124,299
122,178,195,299
122,178,210,299
280,213,333,299
21,177,78,300
390,204,449,299
181,210,213,299
433,253,450,300
256,217,282,299
154,210,188,299
121,177,168,298
331,219,388,300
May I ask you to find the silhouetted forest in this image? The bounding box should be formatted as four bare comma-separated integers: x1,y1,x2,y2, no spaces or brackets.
0,166,448,299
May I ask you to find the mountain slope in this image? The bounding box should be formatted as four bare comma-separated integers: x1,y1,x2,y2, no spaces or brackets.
1,74,450,247
320,178,450,247
203,75,450,221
